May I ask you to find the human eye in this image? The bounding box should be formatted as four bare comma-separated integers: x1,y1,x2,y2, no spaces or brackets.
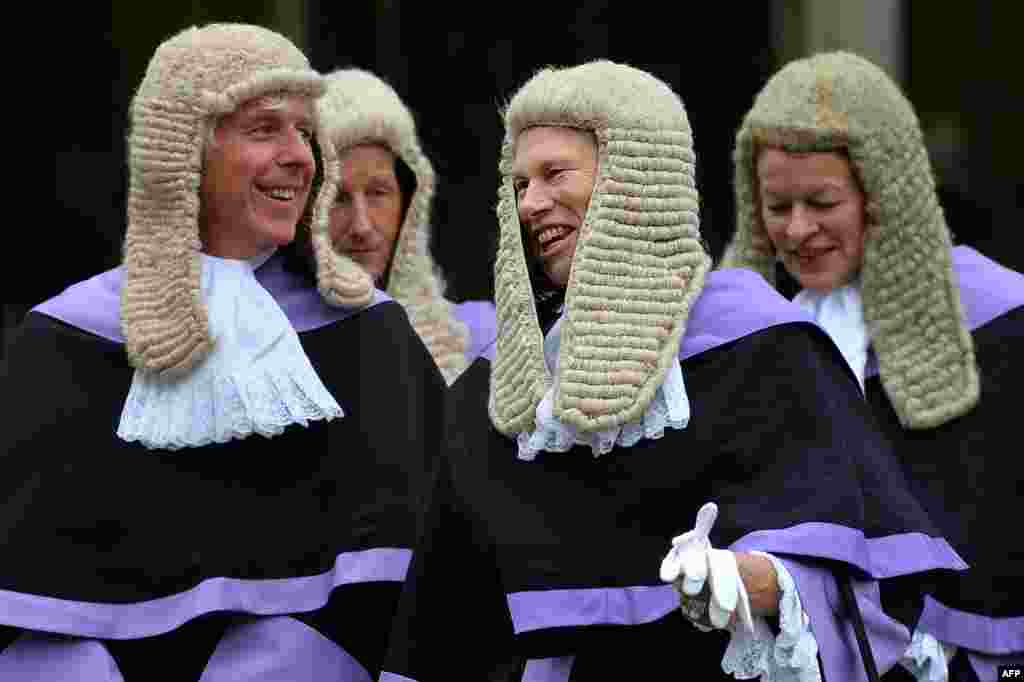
513,178,528,196
335,191,352,205
809,198,839,210
298,126,314,143
247,121,277,138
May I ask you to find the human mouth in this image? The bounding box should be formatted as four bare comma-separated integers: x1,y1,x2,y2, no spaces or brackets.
536,225,575,256
792,246,835,266
257,185,302,203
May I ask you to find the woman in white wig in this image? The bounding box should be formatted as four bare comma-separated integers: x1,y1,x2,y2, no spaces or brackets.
317,69,497,383
0,24,444,681
722,51,1024,681
379,60,964,682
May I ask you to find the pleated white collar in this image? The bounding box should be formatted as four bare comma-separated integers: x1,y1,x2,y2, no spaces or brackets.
117,249,343,450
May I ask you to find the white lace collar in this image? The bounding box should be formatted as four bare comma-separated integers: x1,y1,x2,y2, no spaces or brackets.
793,282,869,393
117,249,344,450
516,311,691,460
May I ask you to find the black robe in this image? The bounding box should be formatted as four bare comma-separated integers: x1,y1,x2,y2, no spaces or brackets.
0,253,445,680
381,268,965,682
871,246,1024,680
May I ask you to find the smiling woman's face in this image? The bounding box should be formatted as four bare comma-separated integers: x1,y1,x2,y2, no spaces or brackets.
757,148,867,292
511,126,598,289
328,143,405,285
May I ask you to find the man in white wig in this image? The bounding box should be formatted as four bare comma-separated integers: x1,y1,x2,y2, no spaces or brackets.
379,60,965,682
317,69,497,383
0,23,444,681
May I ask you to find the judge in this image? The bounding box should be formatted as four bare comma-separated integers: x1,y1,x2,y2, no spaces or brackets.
318,69,497,383
0,24,444,681
722,51,1024,680
380,60,965,682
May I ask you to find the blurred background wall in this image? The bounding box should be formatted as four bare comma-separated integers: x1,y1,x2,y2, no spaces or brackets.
22,1,1023,358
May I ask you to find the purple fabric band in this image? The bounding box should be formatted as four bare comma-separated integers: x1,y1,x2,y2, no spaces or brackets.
379,673,419,682
30,253,392,343
452,300,498,363
199,615,372,682
506,584,677,634
729,524,967,578
0,632,125,681
966,651,1024,682
918,596,1024,654
950,245,1024,330
680,267,816,360
866,246,1024,378
780,558,911,682
522,656,575,682
0,617,376,682
0,548,410,639
505,524,965,635
505,561,916,681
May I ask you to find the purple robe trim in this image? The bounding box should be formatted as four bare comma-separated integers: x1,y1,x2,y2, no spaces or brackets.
453,300,498,363
30,252,392,344
866,245,1024,378
522,656,575,682
967,650,1024,682
0,547,410,639
199,616,372,682
504,563,913,682
729,524,967,578
781,558,911,682
379,673,419,682
0,632,125,681
917,596,1024,654
506,584,677,634
680,267,816,360
505,523,964,635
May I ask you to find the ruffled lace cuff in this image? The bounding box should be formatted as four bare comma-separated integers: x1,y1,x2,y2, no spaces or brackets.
516,357,690,460
722,552,821,681
898,630,955,682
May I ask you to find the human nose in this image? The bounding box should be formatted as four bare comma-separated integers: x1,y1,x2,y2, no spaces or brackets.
277,128,314,171
783,203,817,242
348,195,373,238
517,180,553,223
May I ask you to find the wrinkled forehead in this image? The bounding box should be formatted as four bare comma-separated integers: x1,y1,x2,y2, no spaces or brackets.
509,125,598,176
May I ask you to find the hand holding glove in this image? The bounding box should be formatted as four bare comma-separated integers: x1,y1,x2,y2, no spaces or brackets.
659,502,754,634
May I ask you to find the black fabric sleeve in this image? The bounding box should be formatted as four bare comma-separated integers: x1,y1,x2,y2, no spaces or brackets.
382,416,518,681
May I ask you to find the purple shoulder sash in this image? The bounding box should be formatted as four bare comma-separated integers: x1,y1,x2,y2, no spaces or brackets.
680,267,816,360
30,253,391,344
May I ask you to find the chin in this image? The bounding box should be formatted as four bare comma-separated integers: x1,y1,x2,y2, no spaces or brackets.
798,274,843,293
260,224,297,247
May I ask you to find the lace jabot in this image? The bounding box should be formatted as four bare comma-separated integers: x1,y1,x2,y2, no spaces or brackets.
793,283,869,393
117,249,344,450
516,312,691,460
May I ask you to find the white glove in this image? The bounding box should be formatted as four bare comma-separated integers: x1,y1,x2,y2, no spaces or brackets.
659,502,754,634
